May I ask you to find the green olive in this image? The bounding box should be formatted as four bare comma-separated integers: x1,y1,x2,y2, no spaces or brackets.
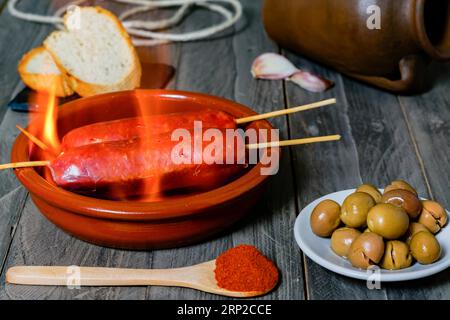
348,232,384,269
356,184,382,203
405,222,430,245
331,227,361,258
410,231,441,264
418,200,448,234
340,192,376,228
310,199,341,237
381,189,422,219
384,180,418,196
380,241,412,270
367,203,409,239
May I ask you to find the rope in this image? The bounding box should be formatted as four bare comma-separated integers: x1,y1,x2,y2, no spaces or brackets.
7,0,243,46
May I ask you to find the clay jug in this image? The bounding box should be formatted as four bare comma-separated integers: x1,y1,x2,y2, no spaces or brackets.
263,0,450,93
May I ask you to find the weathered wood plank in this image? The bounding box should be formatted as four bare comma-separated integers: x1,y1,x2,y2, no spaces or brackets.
0,110,29,272
147,0,304,300
388,61,450,300
0,109,29,197
0,0,57,289
0,0,8,15
0,1,56,122
340,77,428,196
0,188,27,269
340,75,437,300
398,61,450,210
0,200,153,300
283,54,385,300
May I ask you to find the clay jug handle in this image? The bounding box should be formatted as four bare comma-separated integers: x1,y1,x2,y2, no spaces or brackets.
347,56,427,93
415,0,450,60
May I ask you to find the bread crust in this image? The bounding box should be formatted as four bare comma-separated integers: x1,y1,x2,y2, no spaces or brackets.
18,47,75,97
44,6,142,97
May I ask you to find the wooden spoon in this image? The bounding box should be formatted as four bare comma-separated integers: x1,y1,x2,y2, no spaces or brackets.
6,260,273,298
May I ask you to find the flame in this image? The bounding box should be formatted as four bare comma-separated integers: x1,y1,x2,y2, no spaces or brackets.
127,44,176,201
136,91,162,201
28,81,61,158
108,45,172,201
41,83,60,153
106,92,163,201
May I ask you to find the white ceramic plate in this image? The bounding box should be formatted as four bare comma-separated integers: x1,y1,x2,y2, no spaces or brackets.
294,189,450,282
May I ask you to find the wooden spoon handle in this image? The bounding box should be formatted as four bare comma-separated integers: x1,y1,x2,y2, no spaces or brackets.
6,266,189,287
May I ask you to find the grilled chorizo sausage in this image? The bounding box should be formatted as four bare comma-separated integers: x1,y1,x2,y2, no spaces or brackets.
51,130,245,199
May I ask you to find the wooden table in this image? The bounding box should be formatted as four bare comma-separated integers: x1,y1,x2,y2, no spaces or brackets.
0,0,449,300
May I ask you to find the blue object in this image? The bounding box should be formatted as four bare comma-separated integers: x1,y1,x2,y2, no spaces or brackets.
7,87,39,112
8,87,78,112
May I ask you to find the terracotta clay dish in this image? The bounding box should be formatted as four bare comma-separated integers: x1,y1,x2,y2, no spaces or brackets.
11,90,275,249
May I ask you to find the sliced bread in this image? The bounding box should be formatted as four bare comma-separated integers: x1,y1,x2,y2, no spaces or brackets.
18,46,75,97
44,6,141,97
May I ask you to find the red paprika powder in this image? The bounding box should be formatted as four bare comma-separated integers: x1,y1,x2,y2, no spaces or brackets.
214,244,279,292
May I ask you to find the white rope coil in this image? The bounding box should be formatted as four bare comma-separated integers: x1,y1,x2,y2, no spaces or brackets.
7,0,243,46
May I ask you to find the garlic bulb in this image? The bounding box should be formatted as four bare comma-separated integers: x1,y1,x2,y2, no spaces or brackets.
289,70,334,92
251,53,298,80
251,53,333,92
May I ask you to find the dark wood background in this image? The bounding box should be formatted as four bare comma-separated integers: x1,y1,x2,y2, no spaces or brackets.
0,0,449,300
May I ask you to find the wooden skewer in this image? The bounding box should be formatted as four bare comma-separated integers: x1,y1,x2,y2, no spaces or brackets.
17,98,337,151
16,125,49,151
0,161,50,170
246,135,341,150
0,135,341,170
235,98,336,124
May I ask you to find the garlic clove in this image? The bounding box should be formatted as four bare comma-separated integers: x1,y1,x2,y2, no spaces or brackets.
289,70,333,92
251,53,298,80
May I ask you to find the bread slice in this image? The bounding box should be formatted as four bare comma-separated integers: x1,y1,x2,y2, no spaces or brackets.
18,47,75,97
44,6,141,97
